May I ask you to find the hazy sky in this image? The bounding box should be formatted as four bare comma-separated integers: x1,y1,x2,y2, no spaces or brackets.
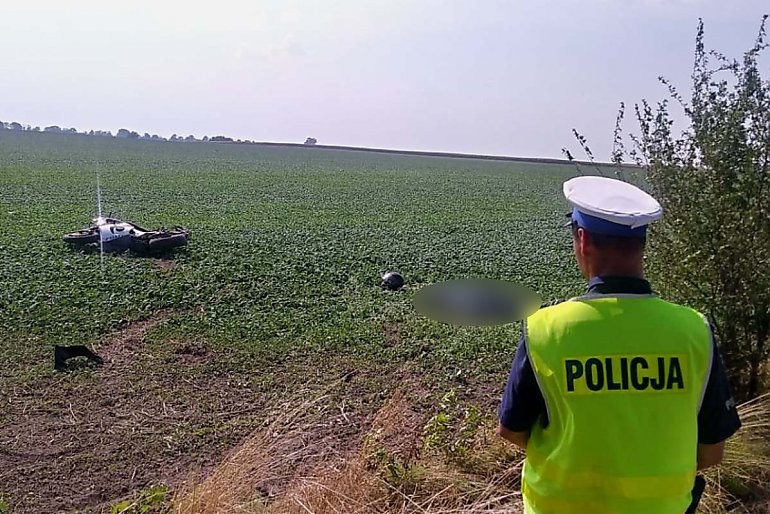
1,1,767,159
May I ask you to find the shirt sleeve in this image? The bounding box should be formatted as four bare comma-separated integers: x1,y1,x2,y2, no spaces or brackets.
698,330,741,445
499,334,548,432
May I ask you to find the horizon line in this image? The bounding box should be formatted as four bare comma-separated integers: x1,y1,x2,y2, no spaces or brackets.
1,125,635,168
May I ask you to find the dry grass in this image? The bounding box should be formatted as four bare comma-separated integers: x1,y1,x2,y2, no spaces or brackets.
174,391,770,514
700,392,770,513
268,391,524,514
173,393,340,514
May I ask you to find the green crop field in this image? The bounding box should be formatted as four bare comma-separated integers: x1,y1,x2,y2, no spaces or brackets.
0,130,589,512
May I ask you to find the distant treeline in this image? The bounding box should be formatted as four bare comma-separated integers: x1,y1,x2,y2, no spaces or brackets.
0,119,258,145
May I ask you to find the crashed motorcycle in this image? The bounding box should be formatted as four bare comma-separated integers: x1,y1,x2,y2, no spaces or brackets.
63,215,190,255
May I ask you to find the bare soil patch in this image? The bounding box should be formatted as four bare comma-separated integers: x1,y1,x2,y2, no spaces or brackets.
382,323,401,347
0,319,451,514
0,312,260,514
152,259,177,271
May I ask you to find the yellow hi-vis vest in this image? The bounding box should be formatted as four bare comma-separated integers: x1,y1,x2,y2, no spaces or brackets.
522,294,713,514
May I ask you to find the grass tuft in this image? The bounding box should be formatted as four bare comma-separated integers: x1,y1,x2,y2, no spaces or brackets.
701,393,770,513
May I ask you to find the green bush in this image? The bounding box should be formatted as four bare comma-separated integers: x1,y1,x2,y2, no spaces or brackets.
573,17,770,400
641,17,770,400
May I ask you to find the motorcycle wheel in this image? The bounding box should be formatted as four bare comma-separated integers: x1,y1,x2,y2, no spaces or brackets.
148,232,188,251
63,230,99,245
131,232,188,254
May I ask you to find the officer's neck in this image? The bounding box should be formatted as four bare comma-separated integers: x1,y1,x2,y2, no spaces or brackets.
584,257,645,281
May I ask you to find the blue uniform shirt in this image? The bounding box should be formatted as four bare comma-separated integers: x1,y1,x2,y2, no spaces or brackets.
498,276,742,444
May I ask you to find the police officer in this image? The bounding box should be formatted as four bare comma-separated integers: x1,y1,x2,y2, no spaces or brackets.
497,176,741,513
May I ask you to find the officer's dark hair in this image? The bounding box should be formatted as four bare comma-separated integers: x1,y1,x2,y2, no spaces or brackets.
571,221,646,253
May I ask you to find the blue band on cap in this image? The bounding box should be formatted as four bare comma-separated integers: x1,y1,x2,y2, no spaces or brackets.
571,208,648,238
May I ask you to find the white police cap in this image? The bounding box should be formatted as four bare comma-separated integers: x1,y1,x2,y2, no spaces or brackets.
564,176,662,235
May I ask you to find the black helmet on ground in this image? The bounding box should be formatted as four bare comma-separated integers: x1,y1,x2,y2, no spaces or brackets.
381,271,405,291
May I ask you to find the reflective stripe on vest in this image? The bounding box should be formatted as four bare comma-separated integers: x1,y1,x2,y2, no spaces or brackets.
522,296,712,514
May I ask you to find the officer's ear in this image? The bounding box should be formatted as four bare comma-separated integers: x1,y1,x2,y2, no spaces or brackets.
575,227,593,258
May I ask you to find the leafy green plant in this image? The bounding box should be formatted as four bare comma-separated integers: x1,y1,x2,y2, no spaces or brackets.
423,391,490,468
362,431,425,496
423,411,452,452
111,484,169,514
381,458,425,496
423,390,458,453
